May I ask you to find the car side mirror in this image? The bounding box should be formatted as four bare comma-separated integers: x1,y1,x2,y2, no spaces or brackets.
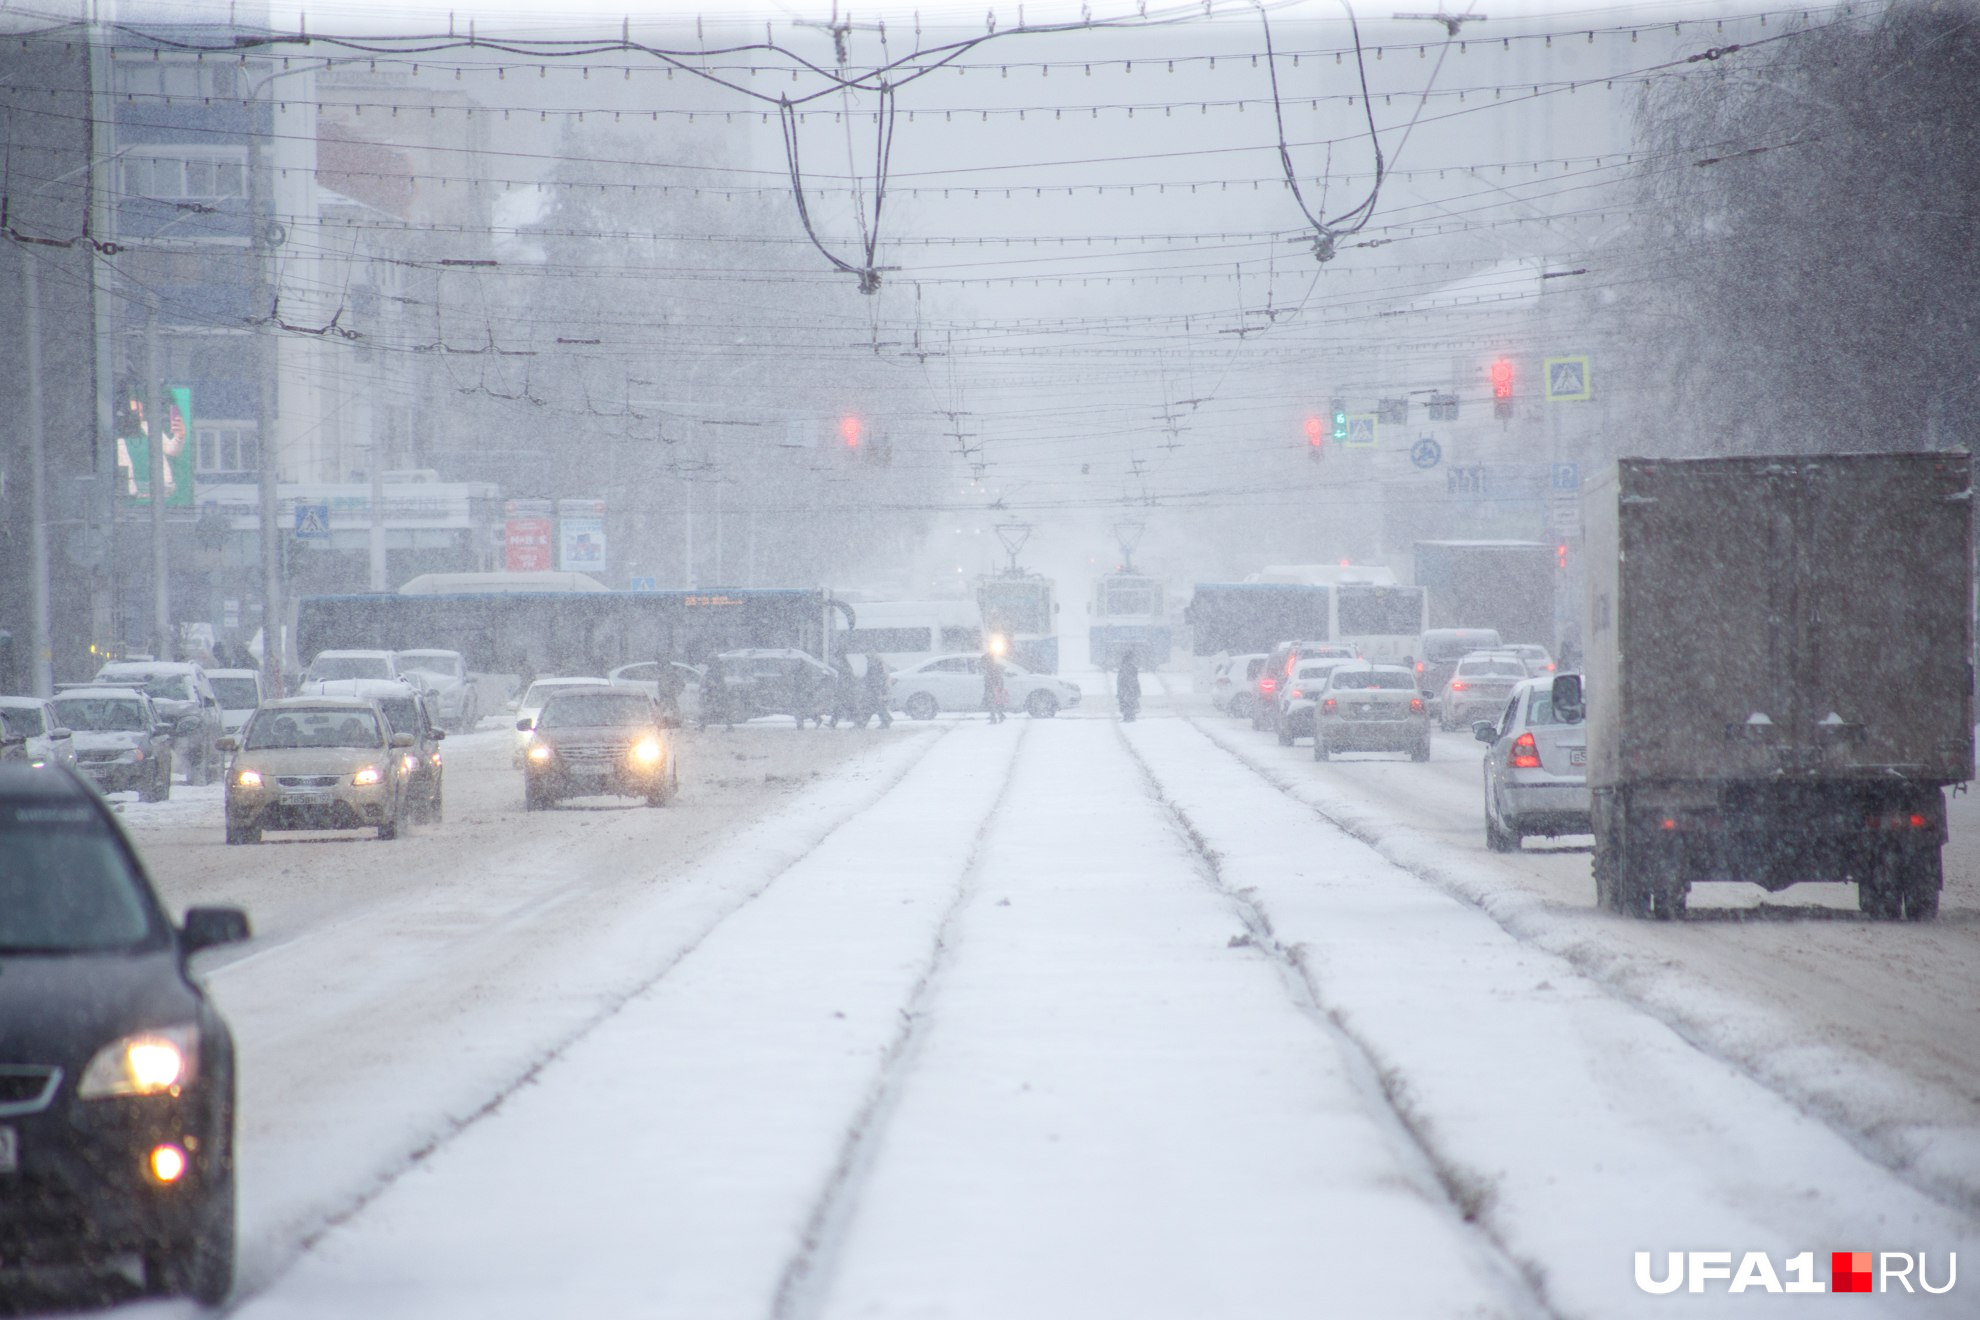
180,905,250,954
214,735,240,753
429,728,447,741
389,732,416,748
515,717,535,732
1551,673,1585,724
1472,721,1498,744
50,727,72,740
1420,690,1436,703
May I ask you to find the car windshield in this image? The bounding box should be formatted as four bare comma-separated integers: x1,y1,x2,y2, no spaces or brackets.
400,654,463,677
246,708,384,749
1332,671,1415,691
524,682,594,708
539,694,653,728
1459,659,1528,678
210,676,261,709
52,697,148,732
1,705,46,736
1426,634,1503,661
0,801,160,953
310,656,392,681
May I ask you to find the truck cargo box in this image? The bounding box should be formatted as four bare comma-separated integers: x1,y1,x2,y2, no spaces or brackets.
1584,452,1974,791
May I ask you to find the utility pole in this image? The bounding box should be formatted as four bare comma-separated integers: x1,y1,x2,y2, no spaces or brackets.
23,256,52,695
145,294,170,660
249,67,284,698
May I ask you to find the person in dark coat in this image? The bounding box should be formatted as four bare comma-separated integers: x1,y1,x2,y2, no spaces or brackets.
861,653,892,728
982,653,1008,723
699,653,735,730
1117,649,1142,723
828,655,859,728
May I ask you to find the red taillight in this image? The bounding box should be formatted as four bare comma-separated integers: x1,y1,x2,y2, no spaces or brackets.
1322,698,1337,714
1660,817,1678,831
1545,662,1556,672
1910,812,1929,829
1260,677,1277,694
1509,732,1540,769
1288,688,1304,701
1414,661,1425,672
1450,680,1470,692
1410,697,1424,713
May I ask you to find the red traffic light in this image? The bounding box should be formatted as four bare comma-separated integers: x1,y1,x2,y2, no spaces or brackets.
839,415,863,448
1490,359,1514,400
1303,416,1324,446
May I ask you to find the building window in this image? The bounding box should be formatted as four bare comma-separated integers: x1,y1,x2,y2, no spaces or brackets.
123,152,249,201
195,424,259,476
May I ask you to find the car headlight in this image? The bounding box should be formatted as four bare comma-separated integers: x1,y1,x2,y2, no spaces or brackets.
527,743,554,763
235,768,263,789
352,765,384,786
78,1024,198,1099
630,737,664,766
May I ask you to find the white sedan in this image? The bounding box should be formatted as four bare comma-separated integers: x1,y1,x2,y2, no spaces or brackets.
888,654,1082,720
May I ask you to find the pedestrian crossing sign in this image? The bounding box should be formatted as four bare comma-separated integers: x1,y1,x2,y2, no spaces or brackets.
1342,414,1378,448
293,502,331,540
1544,356,1593,402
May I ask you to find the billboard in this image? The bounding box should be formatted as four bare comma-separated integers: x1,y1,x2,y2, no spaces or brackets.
116,384,194,507
557,498,606,574
504,498,554,572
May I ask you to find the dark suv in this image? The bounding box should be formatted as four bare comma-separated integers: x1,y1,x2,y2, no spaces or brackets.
518,687,680,809
0,765,249,1301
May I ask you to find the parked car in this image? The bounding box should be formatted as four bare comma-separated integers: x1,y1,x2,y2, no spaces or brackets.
91,662,224,786
395,649,480,732
0,764,249,1301
1414,627,1506,698
511,677,610,765
1276,656,1357,745
1312,663,1432,762
0,712,27,763
1211,653,1268,718
888,653,1082,720
0,695,76,770
1476,673,1591,851
50,687,174,801
203,669,263,736
518,686,679,810
217,698,417,844
608,660,705,725
306,680,446,824
1438,651,1529,731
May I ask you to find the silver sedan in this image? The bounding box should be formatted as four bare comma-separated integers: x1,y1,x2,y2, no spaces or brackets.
1476,674,1591,852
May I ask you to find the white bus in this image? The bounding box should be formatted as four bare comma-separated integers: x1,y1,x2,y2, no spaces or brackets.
835,599,984,669
1243,564,1429,665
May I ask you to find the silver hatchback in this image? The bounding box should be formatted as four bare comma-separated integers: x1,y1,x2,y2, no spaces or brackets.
1476,674,1591,851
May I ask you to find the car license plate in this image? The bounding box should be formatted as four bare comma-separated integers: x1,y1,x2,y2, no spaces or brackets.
1569,748,1587,766
281,790,331,805
0,1126,17,1175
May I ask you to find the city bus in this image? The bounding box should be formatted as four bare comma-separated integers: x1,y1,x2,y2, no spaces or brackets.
834,599,984,669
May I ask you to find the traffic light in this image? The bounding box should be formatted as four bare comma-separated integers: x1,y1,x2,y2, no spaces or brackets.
1329,398,1347,442
1491,360,1514,420
839,415,863,448
1304,416,1324,446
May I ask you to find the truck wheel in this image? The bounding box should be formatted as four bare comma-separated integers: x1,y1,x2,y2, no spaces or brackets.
1866,848,1942,921
1903,850,1942,920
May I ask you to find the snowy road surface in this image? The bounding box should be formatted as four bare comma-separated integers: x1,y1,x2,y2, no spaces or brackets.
97,682,1976,1317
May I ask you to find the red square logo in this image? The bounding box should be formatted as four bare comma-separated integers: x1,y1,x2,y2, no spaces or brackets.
1833,1252,1874,1293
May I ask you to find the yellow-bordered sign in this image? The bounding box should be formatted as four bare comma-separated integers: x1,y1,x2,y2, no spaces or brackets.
1543,356,1593,402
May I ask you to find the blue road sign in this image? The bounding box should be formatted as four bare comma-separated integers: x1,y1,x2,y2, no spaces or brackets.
1410,437,1443,470
629,576,658,592
293,502,330,541
1552,462,1580,491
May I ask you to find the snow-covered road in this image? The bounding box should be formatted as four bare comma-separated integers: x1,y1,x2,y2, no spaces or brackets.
101,682,1976,1317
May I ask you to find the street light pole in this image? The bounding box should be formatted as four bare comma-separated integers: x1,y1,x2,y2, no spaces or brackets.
145,293,171,660
22,256,53,695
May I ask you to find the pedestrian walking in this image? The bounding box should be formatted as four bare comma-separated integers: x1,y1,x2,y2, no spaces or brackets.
700,653,735,731
828,655,859,728
788,661,824,728
1117,649,1142,723
862,653,892,728
982,653,1009,723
